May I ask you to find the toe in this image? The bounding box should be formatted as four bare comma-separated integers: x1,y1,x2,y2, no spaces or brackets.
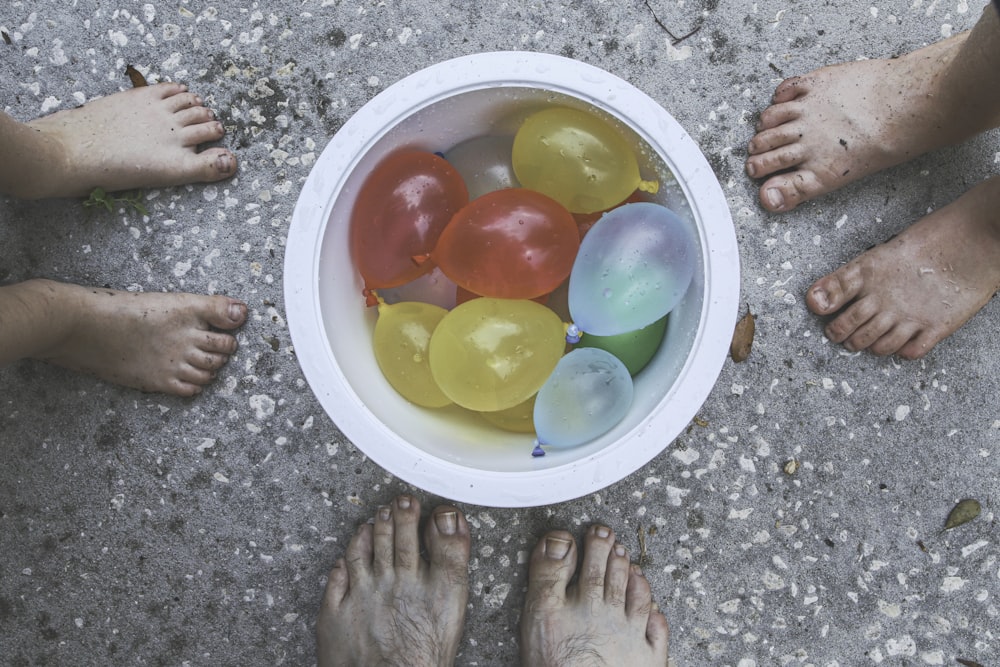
772,76,809,103
345,523,374,585
162,377,202,397
525,530,577,612
604,542,630,608
645,605,671,658
192,147,238,182
203,297,247,330
372,505,395,578
198,331,239,356
149,81,187,100
579,525,615,601
843,310,895,352
392,495,422,573
180,119,226,146
758,169,826,212
425,505,471,589
807,265,865,316
164,90,204,112
187,349,231,372
174,105,217,128
897,330,938,360
747,123,804,157
824,296,879,344
869,322,920,357
624,564,653,620
745,143,806,180
322,558,350,610
756,100,801,131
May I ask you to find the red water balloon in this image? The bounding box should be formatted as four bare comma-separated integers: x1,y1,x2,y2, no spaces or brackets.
350,150,468,295
433,188,579,300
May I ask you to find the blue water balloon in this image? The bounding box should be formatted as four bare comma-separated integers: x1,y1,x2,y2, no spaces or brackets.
568,202,696,336
533,347,634,449
444,135,520,200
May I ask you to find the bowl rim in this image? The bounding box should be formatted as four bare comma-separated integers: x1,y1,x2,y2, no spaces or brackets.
285,51,740,507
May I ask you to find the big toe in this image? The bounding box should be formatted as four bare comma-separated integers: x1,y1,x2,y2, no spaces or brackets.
525,530,577,612
425,505,471,589
202,296,247,330
188,147,238,183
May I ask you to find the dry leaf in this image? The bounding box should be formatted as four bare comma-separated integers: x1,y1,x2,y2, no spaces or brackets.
125,64,148,87
944,498,981,530
956,660,985,667
730,308,755,362
2,30,11,45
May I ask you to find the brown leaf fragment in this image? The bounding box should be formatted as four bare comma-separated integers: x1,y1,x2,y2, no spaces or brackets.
125,64,148,87
262,335,280,352
693,416,709,428
730,308,756,362
636,524,649,567
956,659,985,667
944,498,981,531
2,30,11,45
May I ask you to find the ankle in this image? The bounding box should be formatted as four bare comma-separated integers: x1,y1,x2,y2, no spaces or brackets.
20,279,85,360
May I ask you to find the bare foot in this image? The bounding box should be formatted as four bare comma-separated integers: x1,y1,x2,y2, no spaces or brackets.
807,176,1000,359
317,495,471,667
745,30,998,212
520,525,670,667
21,280,247,396
22,82,236,198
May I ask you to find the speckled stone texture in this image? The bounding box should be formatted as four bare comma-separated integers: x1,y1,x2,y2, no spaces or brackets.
1,1,998,665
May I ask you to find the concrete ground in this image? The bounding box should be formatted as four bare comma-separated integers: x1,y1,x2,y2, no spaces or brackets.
1,0,998,665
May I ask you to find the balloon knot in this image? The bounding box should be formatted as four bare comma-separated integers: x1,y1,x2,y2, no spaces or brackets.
363,288,379,308
531,442,546,457
411,253,431,267
637,179,660,194
565,324,582,344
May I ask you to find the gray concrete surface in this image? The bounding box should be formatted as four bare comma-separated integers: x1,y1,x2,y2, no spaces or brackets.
2,0,998,665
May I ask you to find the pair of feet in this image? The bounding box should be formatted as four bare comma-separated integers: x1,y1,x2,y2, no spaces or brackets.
317,496,670,667
2,83,246,396
746,9,1000,359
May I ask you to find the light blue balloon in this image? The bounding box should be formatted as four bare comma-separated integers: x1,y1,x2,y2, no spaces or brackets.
568,202,696,336
533,347,633,448
443,135,520,199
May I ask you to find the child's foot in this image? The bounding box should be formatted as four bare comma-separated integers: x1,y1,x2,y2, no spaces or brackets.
745,33,981,212
25,82,236,198
520,525,670,666
807,176,1000,358
317,496,471,667
30,280,246,396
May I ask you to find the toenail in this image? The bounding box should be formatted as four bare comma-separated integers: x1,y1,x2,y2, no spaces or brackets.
595,526,611,539
217,154,234,174
614,543,626,557
544,537,572,560
745,161,756,177
766,187,785,210
434,511,458,536
397,496,411,510
811,287,830,310
378,506,391,522
631,564,644,577
228,302,244,322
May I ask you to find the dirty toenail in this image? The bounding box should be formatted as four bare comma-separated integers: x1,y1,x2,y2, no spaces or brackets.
745,160,756,177
434,511,458,536
397,496,411,510
766,187,785,210
544,537,572,560
378,506,391,522
216,154,234,173
228,302,244,322
614,543,626,557
595,526,611,539
652,601,660,612
632,564,644,576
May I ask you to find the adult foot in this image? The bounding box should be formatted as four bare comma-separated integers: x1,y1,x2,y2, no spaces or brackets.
745,29,997,212
807,176,1000,359
26,280,246,396
23,82,236,198
520,525,670,666
317,496,471,667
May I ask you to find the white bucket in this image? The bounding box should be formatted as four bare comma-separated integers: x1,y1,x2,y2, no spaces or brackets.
285,52,740,507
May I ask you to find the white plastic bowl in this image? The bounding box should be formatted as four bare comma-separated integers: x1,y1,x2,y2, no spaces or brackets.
285,52,739,507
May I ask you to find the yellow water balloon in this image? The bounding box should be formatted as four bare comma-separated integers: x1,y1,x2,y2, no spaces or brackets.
479,395,537,433
373,299,452,408
512,107,658,214
429,298,566,412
